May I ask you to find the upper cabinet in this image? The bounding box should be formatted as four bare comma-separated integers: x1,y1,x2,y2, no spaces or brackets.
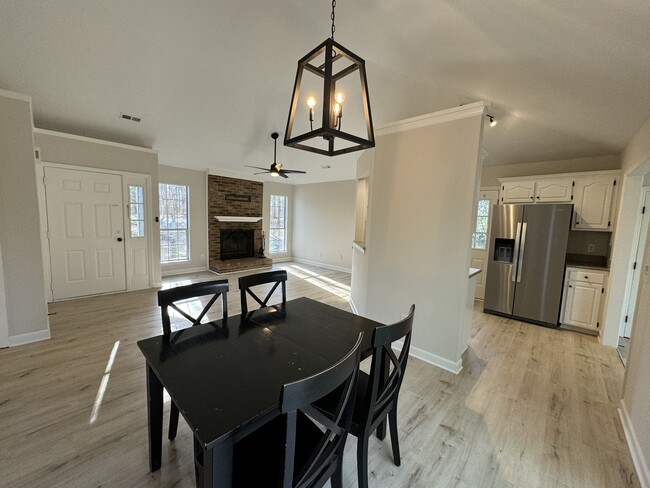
500,180,535,203
498,171,620,232
572,175,617,231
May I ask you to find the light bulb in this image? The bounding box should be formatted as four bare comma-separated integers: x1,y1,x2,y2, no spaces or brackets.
334,103,341,115
306,96,317,109
271,172,279,177
490,118,497,127
335,91,345,104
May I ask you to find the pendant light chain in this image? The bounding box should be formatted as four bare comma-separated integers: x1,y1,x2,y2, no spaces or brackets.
331,0,336,40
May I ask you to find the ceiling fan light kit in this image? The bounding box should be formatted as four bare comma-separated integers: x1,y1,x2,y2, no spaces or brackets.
284,0,375,157
245,132,306,179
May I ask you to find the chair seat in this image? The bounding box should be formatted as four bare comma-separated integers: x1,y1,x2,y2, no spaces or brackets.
232,412,335,488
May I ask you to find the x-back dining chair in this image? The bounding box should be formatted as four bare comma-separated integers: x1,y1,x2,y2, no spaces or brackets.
238,270,287,319
157,279,230,440
317,304,415,488
194,332,364,488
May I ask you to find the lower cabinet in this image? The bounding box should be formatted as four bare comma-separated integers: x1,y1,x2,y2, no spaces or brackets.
560,267,608,332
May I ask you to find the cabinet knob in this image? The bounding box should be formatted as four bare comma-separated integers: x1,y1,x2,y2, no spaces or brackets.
585,275,589,279
530,196,534,200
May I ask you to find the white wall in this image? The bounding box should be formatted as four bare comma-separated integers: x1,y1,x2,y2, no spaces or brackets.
0,90,49,345
481,154,621,187
159,165,208,275
615,117,650,486
351,103,486,372
293,181,356,271
33,128,162,285
263,181,294,261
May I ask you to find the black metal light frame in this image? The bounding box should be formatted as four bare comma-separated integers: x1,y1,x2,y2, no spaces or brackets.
284,37,375,157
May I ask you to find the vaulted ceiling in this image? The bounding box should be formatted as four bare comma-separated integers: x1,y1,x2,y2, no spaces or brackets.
1,1,649,183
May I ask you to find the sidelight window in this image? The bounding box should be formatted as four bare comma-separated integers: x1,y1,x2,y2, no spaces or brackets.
129,185,146,238
159,183,189,262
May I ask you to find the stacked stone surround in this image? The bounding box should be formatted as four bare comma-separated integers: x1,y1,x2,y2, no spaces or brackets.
208,175,272,274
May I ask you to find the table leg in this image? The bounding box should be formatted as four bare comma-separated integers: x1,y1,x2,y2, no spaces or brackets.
202,438,233,488
146,363,164,472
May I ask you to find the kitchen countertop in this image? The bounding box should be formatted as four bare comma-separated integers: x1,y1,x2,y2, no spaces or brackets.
566,263,610,271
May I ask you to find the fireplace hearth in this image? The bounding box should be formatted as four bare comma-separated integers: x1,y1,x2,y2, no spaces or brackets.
220,229,254,260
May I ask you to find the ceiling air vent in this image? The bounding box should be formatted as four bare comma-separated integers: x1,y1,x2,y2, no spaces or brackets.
120,112,142,123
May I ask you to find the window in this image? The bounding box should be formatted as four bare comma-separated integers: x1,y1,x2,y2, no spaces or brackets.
129,185,145,238
472,198,490,250
269,195,288,253
159,183,189,262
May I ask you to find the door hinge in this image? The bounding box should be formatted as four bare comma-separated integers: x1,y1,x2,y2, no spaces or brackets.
613,179,617,186
602,288,604,294
643,206,646,215
625,315,629,323
572,181,575,187
608,220,611,227
597,322,600,328
633,262,637,270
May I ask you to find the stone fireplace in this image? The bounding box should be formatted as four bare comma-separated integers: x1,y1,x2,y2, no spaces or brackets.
208,175,272,274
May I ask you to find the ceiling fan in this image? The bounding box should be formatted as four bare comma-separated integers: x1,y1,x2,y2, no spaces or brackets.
245,132,306,179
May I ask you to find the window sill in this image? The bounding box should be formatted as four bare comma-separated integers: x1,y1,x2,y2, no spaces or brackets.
353,241,366,254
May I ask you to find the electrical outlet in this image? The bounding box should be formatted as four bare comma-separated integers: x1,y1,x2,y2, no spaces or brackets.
587,244,596,253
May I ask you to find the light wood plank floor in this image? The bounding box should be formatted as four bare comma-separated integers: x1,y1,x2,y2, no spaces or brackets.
0,262,639,487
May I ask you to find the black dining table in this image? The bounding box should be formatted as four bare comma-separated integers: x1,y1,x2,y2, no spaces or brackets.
137,296,384,488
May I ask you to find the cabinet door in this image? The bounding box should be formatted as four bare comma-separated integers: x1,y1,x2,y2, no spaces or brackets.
535,179,574,203
562,281,602,330
572,176,615,230
501,181,535,204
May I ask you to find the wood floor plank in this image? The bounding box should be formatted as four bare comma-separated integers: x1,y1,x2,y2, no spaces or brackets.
0,262,640,487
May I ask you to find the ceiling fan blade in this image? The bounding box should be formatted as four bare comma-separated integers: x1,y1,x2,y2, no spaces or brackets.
280,169,306,174
279,172,289,179
245,165,270,171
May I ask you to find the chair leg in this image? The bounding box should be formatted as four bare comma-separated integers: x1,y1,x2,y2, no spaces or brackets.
168,402,179,441
357,434,370,488
388,408,401,466
331,458,344,488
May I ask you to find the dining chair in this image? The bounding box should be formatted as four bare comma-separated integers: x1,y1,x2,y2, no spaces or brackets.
157,279,230,440
195,332,363,488
238,270,287,318
318,304,415,488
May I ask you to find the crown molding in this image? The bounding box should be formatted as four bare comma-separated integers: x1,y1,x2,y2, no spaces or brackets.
33,128,158,155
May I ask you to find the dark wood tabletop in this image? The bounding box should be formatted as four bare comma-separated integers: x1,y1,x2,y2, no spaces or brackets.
137,296,383,486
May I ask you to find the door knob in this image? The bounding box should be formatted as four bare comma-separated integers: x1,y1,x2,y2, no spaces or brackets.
117,237,123,242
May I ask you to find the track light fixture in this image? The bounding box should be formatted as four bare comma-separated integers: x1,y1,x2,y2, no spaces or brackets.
487,114,497,127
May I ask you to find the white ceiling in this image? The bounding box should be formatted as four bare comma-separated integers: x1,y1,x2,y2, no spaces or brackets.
1,0,649,184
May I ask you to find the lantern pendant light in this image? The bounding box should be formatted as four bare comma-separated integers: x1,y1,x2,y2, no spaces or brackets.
284,0,375,156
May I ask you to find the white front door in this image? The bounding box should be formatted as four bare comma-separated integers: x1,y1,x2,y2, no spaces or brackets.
471,189,499,299
45,167,126,300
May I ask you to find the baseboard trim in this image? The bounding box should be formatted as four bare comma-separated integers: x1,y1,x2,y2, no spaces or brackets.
392,340,463,375
619,399,650,488
161,266,208,277
349,299,359,315
292,258,351,274
8,328,51,347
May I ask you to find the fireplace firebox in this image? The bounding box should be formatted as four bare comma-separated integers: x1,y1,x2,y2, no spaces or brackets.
220,229,255,260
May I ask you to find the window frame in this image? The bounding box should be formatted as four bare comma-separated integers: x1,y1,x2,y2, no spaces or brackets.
159,183,190,263
269,194,288,254
471,198,491,250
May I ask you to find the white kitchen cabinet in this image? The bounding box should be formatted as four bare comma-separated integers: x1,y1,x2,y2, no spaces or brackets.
500,180,535,203
534,178,574,203
572,176,617,230
561,268,608,332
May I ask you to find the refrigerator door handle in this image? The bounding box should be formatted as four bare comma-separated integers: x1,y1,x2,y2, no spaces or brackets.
512,222,522,282
516,222,528,283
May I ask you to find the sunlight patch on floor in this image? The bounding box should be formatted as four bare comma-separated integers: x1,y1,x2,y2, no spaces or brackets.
89,340,120,424
287,265,351,300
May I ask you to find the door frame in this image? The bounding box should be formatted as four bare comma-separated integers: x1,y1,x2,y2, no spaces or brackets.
35,159,154,302
619,189,650,338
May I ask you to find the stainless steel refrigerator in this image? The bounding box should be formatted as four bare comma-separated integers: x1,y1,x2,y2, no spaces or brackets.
483,203,572,327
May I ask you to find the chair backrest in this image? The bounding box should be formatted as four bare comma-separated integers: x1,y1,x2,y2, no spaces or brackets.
364,304,415,429
157,279,230,334
279,333,363,488
238,270,287,317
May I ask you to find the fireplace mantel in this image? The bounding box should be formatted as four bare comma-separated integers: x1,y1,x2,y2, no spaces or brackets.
215,216,262,223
